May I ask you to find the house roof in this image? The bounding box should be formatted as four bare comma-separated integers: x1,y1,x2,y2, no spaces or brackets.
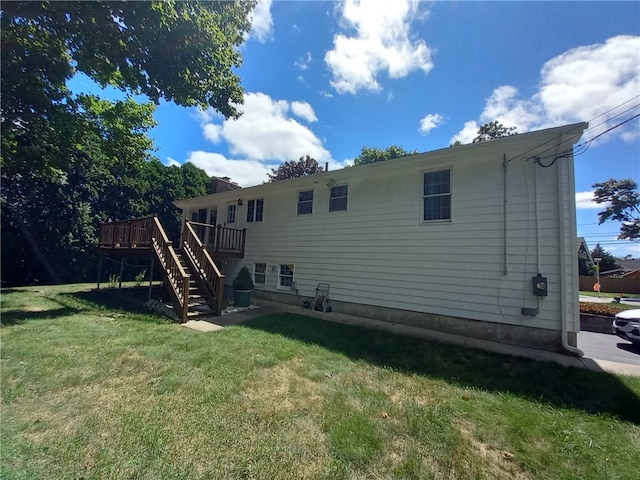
174,122,588,209
617,259,640,272
577,237,593,263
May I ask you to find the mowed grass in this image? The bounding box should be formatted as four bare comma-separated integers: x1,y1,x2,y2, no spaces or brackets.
1,285,639,480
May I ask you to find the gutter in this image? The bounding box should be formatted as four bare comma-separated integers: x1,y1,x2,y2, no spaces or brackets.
556,141,584,357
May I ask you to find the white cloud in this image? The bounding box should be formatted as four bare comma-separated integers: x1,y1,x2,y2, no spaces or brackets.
203,123,223,143
295,51,312,71
164,156,181,168
248,0,273,43
576,191,607,210
186,151,272,187
450,120,479,145
290,101,318,122
419,113,444,134
325,0,433,94
200,92,331,162
451,35,640,144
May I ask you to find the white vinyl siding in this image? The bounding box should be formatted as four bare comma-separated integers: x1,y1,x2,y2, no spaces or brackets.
179,124,586,338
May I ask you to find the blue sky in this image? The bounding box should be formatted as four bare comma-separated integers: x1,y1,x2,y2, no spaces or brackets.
69,1,640,258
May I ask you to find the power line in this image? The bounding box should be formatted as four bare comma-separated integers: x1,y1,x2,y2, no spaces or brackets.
577,113,640,148
505,95,640,164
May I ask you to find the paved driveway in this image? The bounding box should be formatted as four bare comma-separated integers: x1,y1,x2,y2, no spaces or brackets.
578,330,640,366
579,295,640,306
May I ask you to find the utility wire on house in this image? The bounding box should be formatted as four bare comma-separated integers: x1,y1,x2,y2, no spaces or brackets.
506,95,640,165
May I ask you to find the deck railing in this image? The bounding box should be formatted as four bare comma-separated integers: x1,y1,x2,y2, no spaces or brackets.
149,216,190,322
99,216,189,321
187,222,246,257
182,221,225,314
99,217,155,249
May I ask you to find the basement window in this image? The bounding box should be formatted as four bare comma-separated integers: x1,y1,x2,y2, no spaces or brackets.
253,263,266,285
279,264,294,288
423,169,451,222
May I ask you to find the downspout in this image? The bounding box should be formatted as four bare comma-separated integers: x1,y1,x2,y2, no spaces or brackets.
502,154,508,275
555,146,584,357
533,161,542,312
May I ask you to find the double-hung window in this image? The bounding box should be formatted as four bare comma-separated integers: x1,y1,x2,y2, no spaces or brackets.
423,169,451,221
253,263,266,285
226,204,236,224
329,185,348,212
247,198,264,222
297,190,314,215
279,264,294,288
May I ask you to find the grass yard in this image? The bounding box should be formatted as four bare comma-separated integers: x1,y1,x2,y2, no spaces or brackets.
1,284,639,480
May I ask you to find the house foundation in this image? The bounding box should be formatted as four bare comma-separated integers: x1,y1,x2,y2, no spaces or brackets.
253,290,577,353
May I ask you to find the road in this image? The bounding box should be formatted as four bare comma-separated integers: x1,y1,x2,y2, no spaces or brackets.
578,331,640,366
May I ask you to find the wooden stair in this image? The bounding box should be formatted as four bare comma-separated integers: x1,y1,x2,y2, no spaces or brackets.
98,216,227,323
175,251,217,320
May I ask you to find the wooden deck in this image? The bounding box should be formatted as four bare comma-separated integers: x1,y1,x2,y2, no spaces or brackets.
99,218,246,259
97,216,244,321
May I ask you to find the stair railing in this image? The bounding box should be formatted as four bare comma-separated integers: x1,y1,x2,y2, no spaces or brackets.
150,216,190,322
182,221,225,315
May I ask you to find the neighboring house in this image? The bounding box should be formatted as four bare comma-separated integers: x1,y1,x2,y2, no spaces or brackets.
577,237,593,264
175,123,588,352
601,258,640,279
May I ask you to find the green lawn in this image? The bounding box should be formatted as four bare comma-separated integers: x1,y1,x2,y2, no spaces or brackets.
2,284,639,480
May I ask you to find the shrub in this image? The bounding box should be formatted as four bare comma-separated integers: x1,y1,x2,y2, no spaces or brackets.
232,266,254,291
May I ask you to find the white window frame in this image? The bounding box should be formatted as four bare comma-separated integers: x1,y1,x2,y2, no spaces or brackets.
297,190,314,215
278,264,294,289
329,184,348,212
226,204,236,224
422,168,452,223
253,262,266,286
246,198,264,223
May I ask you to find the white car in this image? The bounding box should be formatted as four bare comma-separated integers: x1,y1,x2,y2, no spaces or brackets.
612,309,640,344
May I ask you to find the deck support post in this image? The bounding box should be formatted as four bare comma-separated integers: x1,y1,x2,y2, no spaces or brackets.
148,256,154,301
118,257,124,290
97,254,103,290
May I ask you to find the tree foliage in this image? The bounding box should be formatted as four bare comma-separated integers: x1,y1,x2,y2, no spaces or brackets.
1,0,255,121
0,1,254,286
267,155,324,182
472,121,518,143
578,250,595,276
592,178,640,240
590,244,620,273
352,145,418,167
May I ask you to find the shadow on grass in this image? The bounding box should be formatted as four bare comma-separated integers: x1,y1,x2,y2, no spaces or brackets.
1,307,82,325
59,288,173,324
242,313,640,424
62,289,154,314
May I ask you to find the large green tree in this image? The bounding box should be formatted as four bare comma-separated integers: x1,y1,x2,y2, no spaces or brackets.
592,178,640,240
352,145,418,167
267,155,324,182
1,1,255,286
472,121,518,143
590,244,620,273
